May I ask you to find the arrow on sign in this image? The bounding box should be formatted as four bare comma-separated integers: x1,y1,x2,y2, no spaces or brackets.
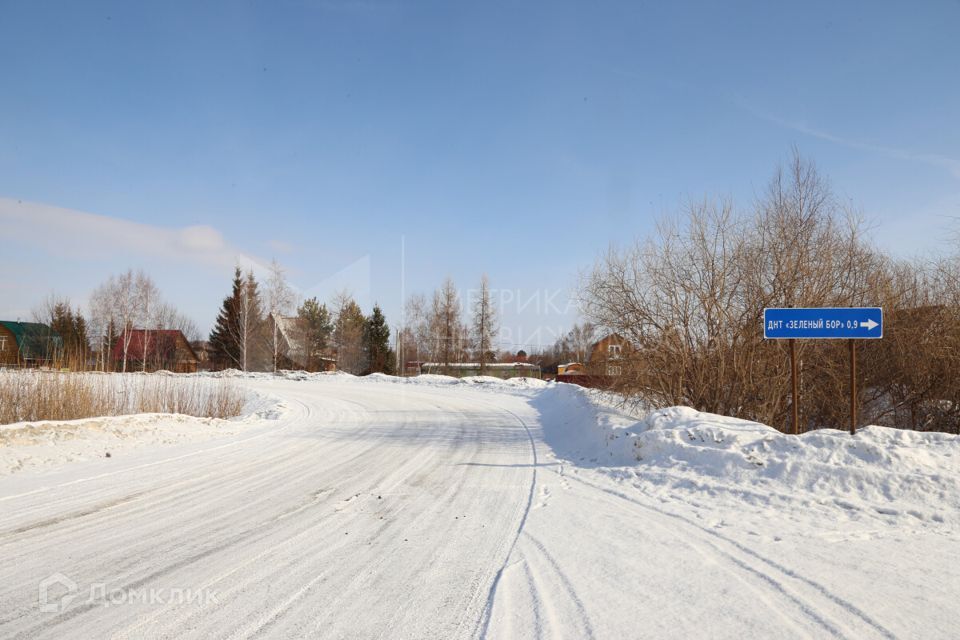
862,318,879,331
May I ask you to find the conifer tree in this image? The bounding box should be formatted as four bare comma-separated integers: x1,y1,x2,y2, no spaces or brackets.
333,293,367,374
297,297,333,370
364,304,393,375
209,267,244,370
471,274,497,373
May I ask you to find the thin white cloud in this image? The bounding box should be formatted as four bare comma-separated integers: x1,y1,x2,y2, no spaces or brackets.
0,197,266,272
732,95,960,179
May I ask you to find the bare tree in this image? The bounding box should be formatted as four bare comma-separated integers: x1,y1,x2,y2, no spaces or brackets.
31,293,66,327
405,293,430,363
229,269,265,372
580,151,880,429
548,322,596,368
164,305,200,343
89,270,140,373
430,278,463,369
89,285,113,371
136,272,161,373
89,270,198,372
265,259,296,372
471,274,498,373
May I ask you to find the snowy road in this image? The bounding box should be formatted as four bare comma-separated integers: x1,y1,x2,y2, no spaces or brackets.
1,376,957,639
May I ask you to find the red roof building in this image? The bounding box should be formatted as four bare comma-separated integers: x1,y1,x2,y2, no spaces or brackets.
112,329,200,373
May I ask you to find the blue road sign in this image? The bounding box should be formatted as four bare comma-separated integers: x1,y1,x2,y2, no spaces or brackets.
764,307,883,340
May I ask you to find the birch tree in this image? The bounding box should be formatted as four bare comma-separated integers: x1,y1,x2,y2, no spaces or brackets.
89,269,141,373
136,272,161,372
89,286,112,371
265,259,296,373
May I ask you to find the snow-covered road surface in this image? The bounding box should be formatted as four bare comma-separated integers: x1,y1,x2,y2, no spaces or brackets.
1,375,958,639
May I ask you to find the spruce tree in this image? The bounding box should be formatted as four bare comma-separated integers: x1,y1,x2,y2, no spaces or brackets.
334,297,367,374
297,297,333,371
209,267,244,370
72,308,89,362
364,304,393,375
48,303,90,367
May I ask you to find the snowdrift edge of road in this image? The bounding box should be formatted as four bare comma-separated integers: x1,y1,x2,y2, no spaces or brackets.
532,382,960,528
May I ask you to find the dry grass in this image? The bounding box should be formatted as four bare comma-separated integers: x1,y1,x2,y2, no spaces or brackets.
0,372,246,425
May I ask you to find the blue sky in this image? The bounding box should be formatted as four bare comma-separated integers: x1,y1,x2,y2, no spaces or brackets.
2,0,958,347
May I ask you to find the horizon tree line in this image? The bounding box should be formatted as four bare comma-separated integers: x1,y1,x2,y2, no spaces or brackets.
206,264,395,375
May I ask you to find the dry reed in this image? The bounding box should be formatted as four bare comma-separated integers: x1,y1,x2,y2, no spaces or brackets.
0,372,246,425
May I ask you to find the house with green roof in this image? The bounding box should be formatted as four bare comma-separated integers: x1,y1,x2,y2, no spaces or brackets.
0,321,63,368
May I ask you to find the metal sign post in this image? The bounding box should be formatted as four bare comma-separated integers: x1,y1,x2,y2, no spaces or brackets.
849,339,857,436
790,339,799,435
764,307,883,435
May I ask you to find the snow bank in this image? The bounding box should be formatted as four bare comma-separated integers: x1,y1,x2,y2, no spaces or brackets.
347,371,550,389
0,379,283,476
531,383,960,529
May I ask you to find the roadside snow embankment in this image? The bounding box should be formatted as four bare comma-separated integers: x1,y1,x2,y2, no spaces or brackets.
0,375,282,476
532,382,960,529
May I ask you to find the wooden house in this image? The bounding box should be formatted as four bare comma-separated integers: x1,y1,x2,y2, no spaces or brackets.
112,329,200,373
0,321,63,368
587,333,632,377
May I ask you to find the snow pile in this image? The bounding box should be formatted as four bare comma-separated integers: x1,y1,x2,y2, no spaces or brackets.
532,383,960,528
357,372,550,390
0,381,283,476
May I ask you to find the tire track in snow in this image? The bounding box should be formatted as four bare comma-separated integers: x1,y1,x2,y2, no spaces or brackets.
519,531,596,639
564,471,896,640
0,397,329,554
1,379,581,638
451,399,597,640
0,393,402,636
244,445,447,638
182,390,499,640
123,396,453,639
474,407,540,640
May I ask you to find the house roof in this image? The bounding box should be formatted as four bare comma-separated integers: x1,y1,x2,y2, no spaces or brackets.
585,333,630,363
111,329,198,362
272,314,307,357
0,321,62,359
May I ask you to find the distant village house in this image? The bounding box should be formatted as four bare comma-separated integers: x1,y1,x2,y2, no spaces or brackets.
112,329,200,373
267,314,337,372
588,333,631,377
555,333,633,388
0,321,63,368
